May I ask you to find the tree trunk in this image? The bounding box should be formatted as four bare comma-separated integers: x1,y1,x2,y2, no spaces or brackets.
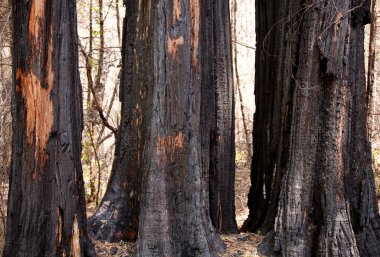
88,2,145,242
136,0,224,256
202,0,238,234
90,0,237,243
244,0,380,256
4,1,95,256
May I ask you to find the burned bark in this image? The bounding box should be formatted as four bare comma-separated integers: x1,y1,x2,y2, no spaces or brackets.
244,0,380,256
201,0,238,234
4,0,94,256
136,0,224,256
91,0,236,243
89,1,146,242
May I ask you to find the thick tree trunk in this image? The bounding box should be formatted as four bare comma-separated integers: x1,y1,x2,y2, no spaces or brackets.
244,0,380,256
4,1,95,256
91,0,236,242
89,2,145,242
136,0,224,256
202,0,238,234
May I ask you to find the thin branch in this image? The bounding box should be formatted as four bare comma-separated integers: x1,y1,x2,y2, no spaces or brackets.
79,44,118,135
0,11,11,43
232,40,255,50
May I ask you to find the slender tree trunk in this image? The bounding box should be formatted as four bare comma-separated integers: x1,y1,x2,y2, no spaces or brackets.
95,0,104,99
4,0,95,256
136,0,224,255
244,0,380,256
201,0,238,234
368,0,378,142
87,0,97,204
116,0,121,45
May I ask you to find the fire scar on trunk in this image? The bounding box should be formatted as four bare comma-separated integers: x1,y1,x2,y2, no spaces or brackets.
336,90,346,202
173,0,182,23
29,0,46,57
16,67,54,163
16,2,55,163
168,35,184,59
157,132,185,162
71,215,81,257
190,0,200,67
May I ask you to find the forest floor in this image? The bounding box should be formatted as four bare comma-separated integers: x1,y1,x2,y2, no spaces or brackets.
92,232,265,257
0,166,379,256
91,168,267,257
90,166,380,257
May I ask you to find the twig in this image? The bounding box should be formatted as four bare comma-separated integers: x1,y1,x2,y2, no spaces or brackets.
232,40,255,50
79,44,118,135
0,11,11,43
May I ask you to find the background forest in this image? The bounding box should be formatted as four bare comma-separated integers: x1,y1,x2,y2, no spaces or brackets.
0,0,379,256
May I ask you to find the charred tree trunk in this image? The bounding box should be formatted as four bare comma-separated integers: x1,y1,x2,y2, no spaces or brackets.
202,0,238,234
242,0,282,233
136,0,224,256
4,1,95,256
91,0,236,243
244,0,380,256
89,1,145,242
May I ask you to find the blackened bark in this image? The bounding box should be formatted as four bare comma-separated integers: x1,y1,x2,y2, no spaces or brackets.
136,0,224,256
89,1,145,242
346,2,380,256
4,1,95,256
244,0,380,256
201,0,238,234
242,0,285,233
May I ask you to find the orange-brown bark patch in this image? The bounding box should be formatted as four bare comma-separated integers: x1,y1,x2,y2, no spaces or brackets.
16,28,54,163
157,132,185,162
173,0,182,23
71,215,81,257
190,0,200,67
55,207,63,250
337,92,346,197
17,22,55,164
29,0,46,56
168,35,184,60
46,27,54,87
16,68,54,162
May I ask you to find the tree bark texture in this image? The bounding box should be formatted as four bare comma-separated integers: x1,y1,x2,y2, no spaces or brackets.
4,1,94,256
89,2,146,242
201,0,238,234
136,0,224,256
244,0,380,256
